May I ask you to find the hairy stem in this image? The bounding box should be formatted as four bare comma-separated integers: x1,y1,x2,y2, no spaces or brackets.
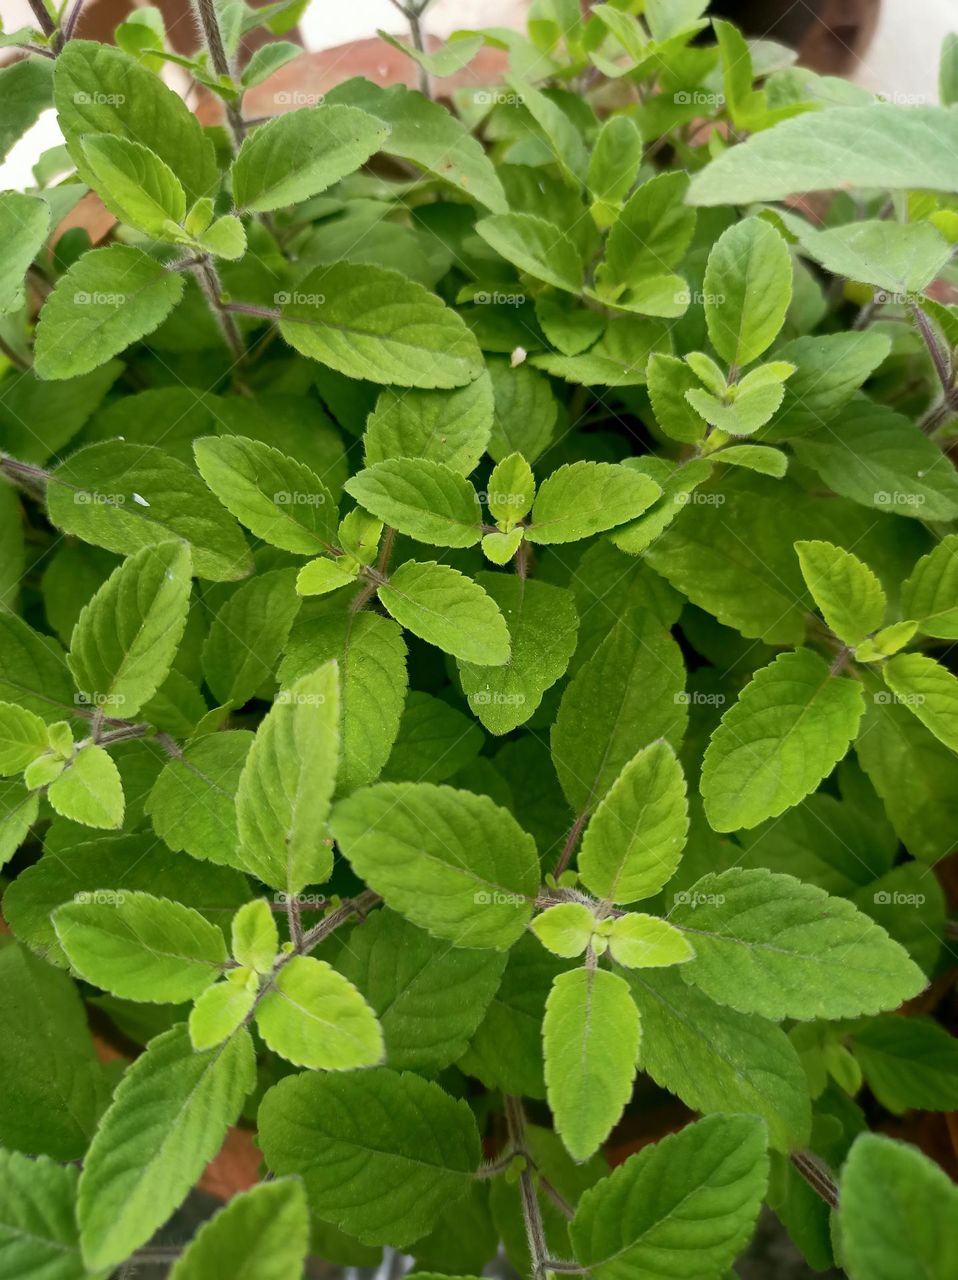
286,895,304,948
27,0,56,39
0,334,31,372
388,0,432,97
192,0,246,148
790,1150,840,1210
554,809,588,878
911,302,952,393
504,1095,552,1280
60,0,85,44
192,260,246,365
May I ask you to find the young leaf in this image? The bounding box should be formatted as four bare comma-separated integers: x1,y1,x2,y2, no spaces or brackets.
525,461,661,544
34,246,185,381
588,115,644,213
77,1025,255,1270
231,898,278,974
543,967,640,1161
330,782,539,950
377,560,511,666
255,955,384,1070
607,913,695,969
578,741,689,905
258,1067,480,1247
279,262,483,389
344,458,482,548
475,213,583,293
597,171,696,290
67,541,192,719
338,909,507,1072
795,539,886,647
232,104,388,212
457,576,579,734
531,903,596,958
47,746,124,830
646,352,708,443
673,868,925,1021
0,702,49,775
714,443,788,477
296,556,359,597
901,534,958,637
193,435,337,554
883,652,958,752
569,1114,768,1279
364,376,494,476
703,217,792,368
189,980,256,1051
169,1179,309,1280
839,1134,958,1280
700,648,865,832
235,662,340,893
53,890,227,1003
81,134,186,238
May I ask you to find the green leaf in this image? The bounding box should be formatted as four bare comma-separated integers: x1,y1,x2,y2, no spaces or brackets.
202,568,301,708
0,58,53,166
77,1025,255,1270
611,457,714,556
506,76,588,186
901,534,958,637
690,104,958,205
646,352,708,443
231,899,278,974
700,648,865,832
0,943,107,1160
47,746,124,831
255,955,384,1069
188,980,256,1051
338,908,506,1071
34,246,185,381
798,219,952,294
531,315,670,386
672,868,925,1021
194,435,336,555
80,134,186,238
377,29,483,76
758,330,891,441
703,217,792,368
795,540,886,647
543,967,640,1161
279,262,483,389
235,662,340,893
852,1016,958,1114
686,378,787,436
296,557,358,597
578,739,689,905
0,192,49,317
475,213,583,293
345,459,482,548
793,400,958,522
487,358,558,464
258,1067,480,1247
715,443,788,476
53,890,227,1003
232,104,388,212
607,913,695,969
457,576,579,734
570,1114,768,1279
588,115,644,211
54,41,217,205
382,690,482,785
597,172,696,291
378,560,511,665
170,1179,309,1280
552,612,688,816
883,652,958,752
0,702,49,776
196,213,246,260
146,731,252,867
525,461,661,544
531,904,596,958
46,441,253,582
839,1133,958,1280
486,453,535,529
67,542,192,720
0,780,39,872
331,782,539,950
0,1147,89,1280
626,966,811,1152
364,376,493,476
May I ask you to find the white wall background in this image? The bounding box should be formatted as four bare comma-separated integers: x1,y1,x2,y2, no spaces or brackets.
1,0,956,189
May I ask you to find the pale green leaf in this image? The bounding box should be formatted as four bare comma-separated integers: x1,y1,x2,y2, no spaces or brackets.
34,246,185,381
646,352,708,443
378,560,511,666
67,541,191,720
364,375,493,476
202,568,301,707
255,955,384,1070
481,529,524,564
194,435,336,554
188,980,256,1051
700,648,865,832
170,1180,309,1280
531,904,595,958
377,30,483,76
47,746,124,831
795,539,886,647
296,557,358,597
236,662,340,893
0,1148,88,1280
798,219,951,294
884,652,958,752
525,461,661,545
901,534,958,638
610,457,714,556
331,782,539,950
0,702,49,776
77,1025,255,1270
458,576,579,734
714,444,788,477
475,213,583,293
758,330,891,441
543,967,640,1161
81,134,186,237
686,380,786,436
232,104,388,212
487,358,557,464
258,1067,480,1247
0,192,49,317
597,172,696,291
578,741,689,905
570,1114,768,1279
345,459,482,548
338,909,507,1071
703,217,792,368
231,899,278,974
53,890,227,1003
588,115,644,209
607,914,695,969
486,453,536,528
672,868,925,1020
146,730,252,867
531,315,670,387
0,780,40,872
279,262,483,389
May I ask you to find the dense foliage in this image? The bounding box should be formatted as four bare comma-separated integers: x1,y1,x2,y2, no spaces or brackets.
1,1,957,1277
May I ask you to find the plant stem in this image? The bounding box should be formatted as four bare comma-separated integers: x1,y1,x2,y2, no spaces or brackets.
282,890,381,967
911,302,952,393
27,0,56,39
60,0,85,45
0,335,31,370
192,0,246,148
192,260,246,365
504,1095,551,1280
790,1150,839,1210
286,895,304,948
554,810,588,878
388,0,431,97
223,301,280,320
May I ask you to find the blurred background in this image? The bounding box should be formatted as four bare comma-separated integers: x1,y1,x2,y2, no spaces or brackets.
2,0,957,189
